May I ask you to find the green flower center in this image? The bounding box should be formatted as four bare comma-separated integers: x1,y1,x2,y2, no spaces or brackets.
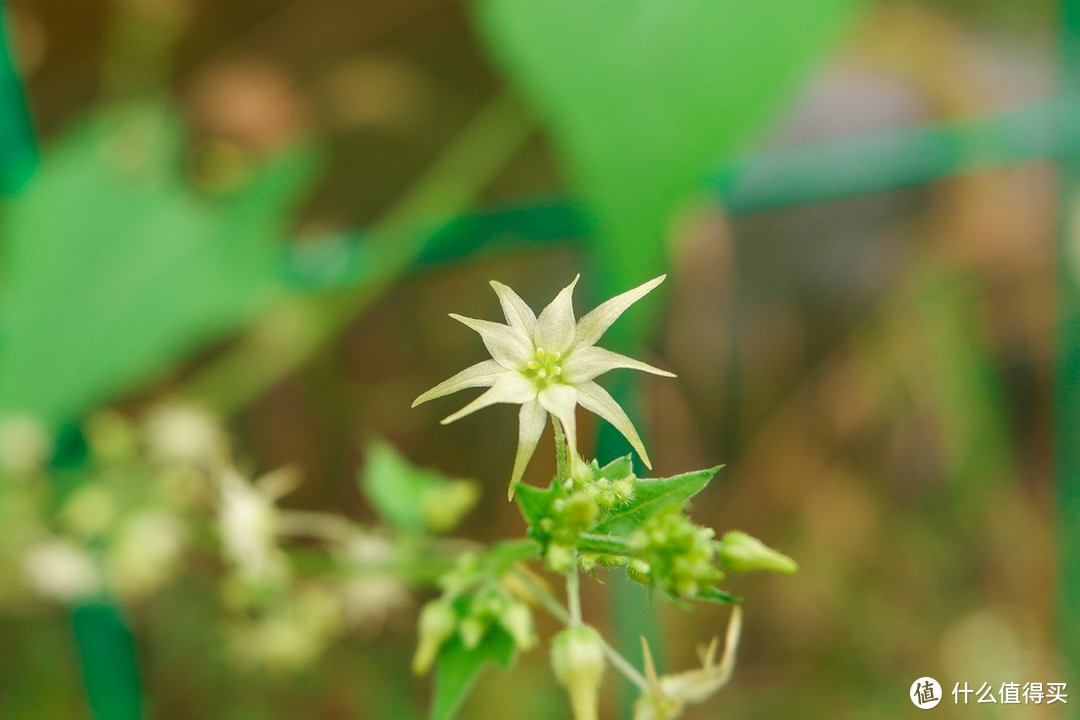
523,347,564,389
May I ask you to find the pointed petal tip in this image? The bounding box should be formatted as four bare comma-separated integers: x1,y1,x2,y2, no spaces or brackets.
507,481,518,501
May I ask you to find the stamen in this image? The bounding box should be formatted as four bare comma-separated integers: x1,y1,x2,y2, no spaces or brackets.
537,369,547,379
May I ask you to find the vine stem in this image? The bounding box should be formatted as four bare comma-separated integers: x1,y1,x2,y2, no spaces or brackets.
566,556,582,627
184,94,533,415
514,569,649,692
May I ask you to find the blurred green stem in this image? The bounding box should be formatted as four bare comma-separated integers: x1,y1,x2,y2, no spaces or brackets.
1058,0,1080,713
185,94,533,415
0,3,36,193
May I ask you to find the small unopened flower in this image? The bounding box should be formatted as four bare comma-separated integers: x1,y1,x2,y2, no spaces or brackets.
413,600,458,674
551,625,606,720
717,531,798,575
413,276,674,496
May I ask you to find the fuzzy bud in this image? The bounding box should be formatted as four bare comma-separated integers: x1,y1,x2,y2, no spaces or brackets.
718,531,798,575
412,600,457,675
551,626,606,720
498,600,535,651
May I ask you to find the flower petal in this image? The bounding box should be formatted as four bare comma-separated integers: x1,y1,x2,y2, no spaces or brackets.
440,372,536,425
537,383,579,459
490,280,537,335
562,346,676,384
412,360,506,407
509,399,547,498
574,381,652,469
574,275,666,347
449,314,533,369
533,275,580,355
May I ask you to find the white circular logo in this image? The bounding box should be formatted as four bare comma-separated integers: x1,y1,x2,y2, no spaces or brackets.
910,677,942,709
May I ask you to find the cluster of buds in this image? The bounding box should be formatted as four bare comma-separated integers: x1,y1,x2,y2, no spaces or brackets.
627,506,725,601
413,554,536,674
527,456,637,573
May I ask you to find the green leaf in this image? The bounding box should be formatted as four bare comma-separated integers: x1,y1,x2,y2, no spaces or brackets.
0,103,320,426
482,539,539,575
474,0,861,337
577,533,634,556
430,628,516,720
362,438,450,534
698,586,741,605
514,479,561,530
594,466,722,537
598,454,633,481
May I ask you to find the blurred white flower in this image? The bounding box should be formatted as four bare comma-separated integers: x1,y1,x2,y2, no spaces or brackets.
339,532,410,632
226,585,343,672
413,275,674,495
144,403,226,467
0,416,52,475
219,468,295,585
23,539,101,602
106,510,186,599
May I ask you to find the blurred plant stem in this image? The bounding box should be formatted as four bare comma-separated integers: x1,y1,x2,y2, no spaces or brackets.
1058,0,1080,712
0,5,36,193
184,94,533,415
101,0,190,103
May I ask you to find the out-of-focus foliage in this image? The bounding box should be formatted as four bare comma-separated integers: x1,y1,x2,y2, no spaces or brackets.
0,104,319,426
475,0,861,316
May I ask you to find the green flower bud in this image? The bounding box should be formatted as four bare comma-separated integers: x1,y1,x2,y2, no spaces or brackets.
421,480,480,532
459,615,488,650
551,626,606,720
718,531,798,575
556,493,598,531
611,478,635,504
546,543,575,573
412,600,457,675
626,559,651,585
498,601,535,652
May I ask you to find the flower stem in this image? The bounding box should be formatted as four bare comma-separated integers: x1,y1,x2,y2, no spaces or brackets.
515,569,648,692
566,555,582,627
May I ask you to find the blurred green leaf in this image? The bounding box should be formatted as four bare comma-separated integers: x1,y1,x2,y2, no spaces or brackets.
594,466,721,537
514,479,562,531
362,438,466,534
696,586,741,604
0,103,319,425
475,0,860,324
430,629,515,720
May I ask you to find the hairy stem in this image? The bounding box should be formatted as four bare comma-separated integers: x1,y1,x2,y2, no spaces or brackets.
553,417,568,483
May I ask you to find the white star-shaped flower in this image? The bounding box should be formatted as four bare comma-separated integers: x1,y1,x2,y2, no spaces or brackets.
413,275,674,496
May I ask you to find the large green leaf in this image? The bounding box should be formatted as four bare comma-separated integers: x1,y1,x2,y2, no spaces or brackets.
594,466,722,536
0,104,319,426
475,0,860,325
430,629,516,720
